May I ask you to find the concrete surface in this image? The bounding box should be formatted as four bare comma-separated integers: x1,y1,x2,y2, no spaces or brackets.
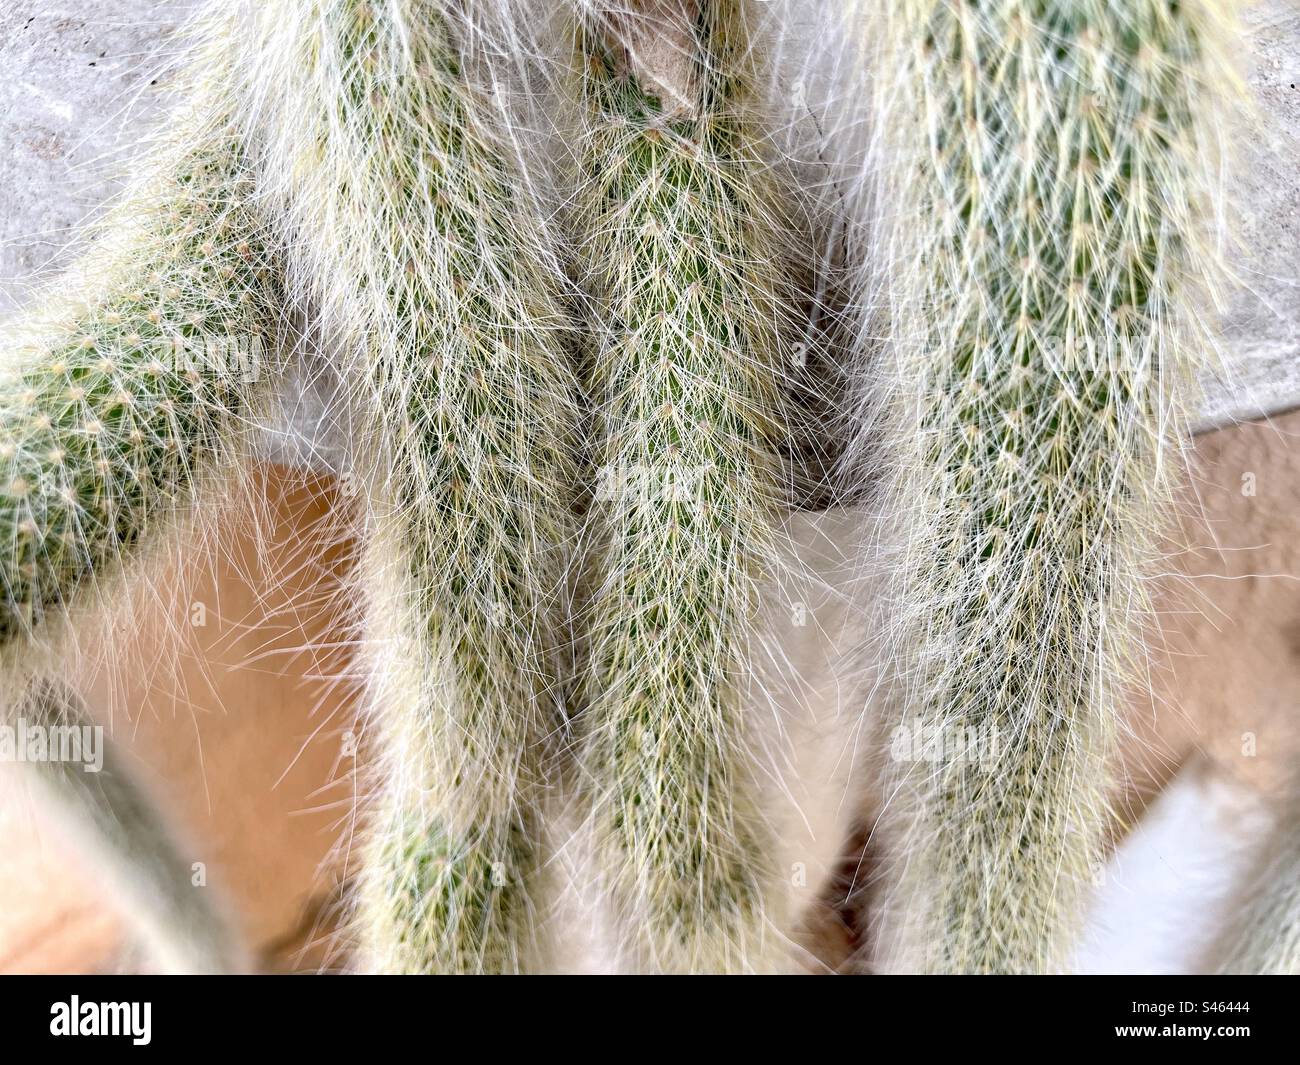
1209,3,1300,429
0,3,188,293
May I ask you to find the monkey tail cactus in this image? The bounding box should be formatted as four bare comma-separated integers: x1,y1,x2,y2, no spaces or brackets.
864,0,1242,973
0,8,284,973
571,0,793,973
0,16,284,670
238,0,582,972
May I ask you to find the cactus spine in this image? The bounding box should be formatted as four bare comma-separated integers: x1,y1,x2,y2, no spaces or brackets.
239,0,582,972
572,0,791,972
868,0,1239,973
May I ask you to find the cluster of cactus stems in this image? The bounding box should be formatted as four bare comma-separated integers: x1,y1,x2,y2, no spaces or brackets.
865,0,1241,973
570,0,792,971
1,0,1281,975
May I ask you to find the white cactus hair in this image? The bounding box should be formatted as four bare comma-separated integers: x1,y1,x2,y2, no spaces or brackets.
846,0,1247,972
